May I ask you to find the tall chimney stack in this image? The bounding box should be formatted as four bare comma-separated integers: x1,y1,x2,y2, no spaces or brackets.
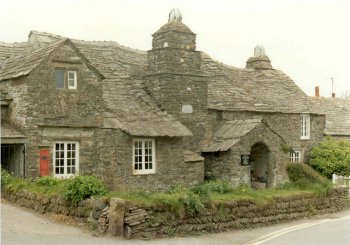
315,86,320,97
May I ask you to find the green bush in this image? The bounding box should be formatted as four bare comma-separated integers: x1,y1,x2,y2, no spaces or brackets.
1,169,15,188
309,138,350,178
191,179,233,196
62,176,107,205
34,176,61,186
284,163,332,194
181,191,204,216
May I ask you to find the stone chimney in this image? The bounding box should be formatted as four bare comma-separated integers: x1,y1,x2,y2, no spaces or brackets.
246,45,273,70
332,93,336,98
145,9,210,152
315,86,320,97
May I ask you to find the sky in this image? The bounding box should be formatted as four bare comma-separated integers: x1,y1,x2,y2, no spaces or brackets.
0,0,349,98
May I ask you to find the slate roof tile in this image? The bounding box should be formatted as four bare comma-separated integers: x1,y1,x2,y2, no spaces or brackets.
202,119,262,152
310,97,350,136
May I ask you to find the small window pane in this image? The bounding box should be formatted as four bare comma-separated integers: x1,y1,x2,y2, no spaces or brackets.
55,70,65,88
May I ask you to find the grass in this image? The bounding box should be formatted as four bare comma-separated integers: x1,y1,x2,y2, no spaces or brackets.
107,180,329,218
2,163,333,218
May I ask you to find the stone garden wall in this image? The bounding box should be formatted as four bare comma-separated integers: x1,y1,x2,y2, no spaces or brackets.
3,187,349,240
2,189,93,218
123,187,349,239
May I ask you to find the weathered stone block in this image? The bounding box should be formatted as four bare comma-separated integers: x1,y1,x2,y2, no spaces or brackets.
108,197,125,236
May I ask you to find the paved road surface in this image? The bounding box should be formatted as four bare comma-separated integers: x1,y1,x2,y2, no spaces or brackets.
2,200,350,245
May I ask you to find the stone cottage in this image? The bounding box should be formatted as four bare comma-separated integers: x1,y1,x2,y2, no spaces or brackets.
0,9,326,190
310,89,350,141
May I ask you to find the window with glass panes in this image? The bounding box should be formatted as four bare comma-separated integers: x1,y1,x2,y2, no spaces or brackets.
300,114,310,139
55,69,77,89
54,142,79,177
133,139,156,174
290,150,301,163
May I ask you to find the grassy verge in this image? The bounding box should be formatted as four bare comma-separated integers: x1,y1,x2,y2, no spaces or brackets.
1,163,333,217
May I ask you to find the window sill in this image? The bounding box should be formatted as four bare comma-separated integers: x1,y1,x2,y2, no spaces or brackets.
54,174,76,179
300,137,310,140
132,170,156,175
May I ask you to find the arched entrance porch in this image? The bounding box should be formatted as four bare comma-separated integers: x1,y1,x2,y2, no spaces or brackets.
250,142,271,189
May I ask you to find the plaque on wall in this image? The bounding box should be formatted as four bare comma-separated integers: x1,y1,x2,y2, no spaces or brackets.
241,155,250,166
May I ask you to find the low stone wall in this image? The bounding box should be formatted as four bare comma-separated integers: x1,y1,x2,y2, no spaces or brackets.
2,188,93,218
123,187,350,239
3,187,349,240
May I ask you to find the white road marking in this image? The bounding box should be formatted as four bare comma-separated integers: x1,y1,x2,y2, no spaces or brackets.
246,215,350,245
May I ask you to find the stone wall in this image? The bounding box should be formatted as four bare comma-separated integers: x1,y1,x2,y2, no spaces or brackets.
123,187,349,239
2,189,93,218
3,43,105,178
218,111,326,162
3,186,349,240
95,128,203,191
145,74,210,153
204,122,288,187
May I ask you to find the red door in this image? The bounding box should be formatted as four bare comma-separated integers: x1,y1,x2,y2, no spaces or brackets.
39,149,49,176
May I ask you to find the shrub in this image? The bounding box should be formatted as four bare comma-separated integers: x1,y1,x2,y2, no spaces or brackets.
284,163,332,194
181,191,204,216
34,176,61,186
1,169,15,188
191,179,233,196
309,137,350,178
62,176,107,205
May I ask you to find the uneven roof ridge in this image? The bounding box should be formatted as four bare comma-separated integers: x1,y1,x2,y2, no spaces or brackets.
201,52,316,114
0,39,66,81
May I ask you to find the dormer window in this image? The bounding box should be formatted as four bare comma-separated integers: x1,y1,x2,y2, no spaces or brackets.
55,69,77,89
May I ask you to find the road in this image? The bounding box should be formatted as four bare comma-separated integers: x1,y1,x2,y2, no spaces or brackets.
1,200,350,245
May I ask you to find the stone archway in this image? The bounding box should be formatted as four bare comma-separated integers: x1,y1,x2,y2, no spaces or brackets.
250,142,271,189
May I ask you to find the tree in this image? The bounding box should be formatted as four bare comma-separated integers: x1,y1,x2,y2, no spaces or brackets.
309,137,350,178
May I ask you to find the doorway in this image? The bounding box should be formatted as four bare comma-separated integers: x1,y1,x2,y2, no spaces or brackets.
250,142,270,189
1,144,25,178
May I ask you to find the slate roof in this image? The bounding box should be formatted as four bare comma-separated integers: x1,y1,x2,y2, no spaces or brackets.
202,119,263,152
310,97,350,136
201,53,316,114
184,150,204,162
0,27,320,136
0,31,191,137
0,42,33,67
0,40,66,81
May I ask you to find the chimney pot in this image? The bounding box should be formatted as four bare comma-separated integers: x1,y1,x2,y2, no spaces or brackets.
315,86,320,97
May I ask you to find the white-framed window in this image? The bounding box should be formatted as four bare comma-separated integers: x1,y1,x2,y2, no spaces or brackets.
132,138,156,175
55,69,77,89
300,114,310,140
53,142,79,177
67,71,77,89
290,150,301,163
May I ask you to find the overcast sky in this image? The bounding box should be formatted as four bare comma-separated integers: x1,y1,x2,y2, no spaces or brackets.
1,0,349,98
